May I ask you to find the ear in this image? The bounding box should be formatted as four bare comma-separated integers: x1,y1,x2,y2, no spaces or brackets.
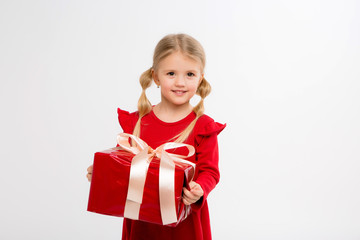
199,73,204,86
152,69,160,86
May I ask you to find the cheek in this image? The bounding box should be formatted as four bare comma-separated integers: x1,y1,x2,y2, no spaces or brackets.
160,80,172,90
189,80,201,91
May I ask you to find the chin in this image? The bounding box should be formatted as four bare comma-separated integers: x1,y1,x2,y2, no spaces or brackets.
170,100,191,106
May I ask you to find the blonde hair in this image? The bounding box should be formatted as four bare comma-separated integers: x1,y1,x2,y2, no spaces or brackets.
133,33,211,142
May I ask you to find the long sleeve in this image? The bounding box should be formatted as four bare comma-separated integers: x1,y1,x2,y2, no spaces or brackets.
192,120,226,211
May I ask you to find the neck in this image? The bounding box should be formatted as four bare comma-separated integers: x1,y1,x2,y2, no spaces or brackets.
153,102,193,123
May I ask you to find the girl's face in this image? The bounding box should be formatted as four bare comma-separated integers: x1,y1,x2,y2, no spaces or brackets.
153,51,203,109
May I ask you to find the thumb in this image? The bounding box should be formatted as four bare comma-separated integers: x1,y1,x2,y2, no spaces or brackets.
189,181,197,190
189,181,202,192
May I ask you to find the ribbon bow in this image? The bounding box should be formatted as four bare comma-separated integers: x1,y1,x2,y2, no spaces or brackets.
116,133,196,225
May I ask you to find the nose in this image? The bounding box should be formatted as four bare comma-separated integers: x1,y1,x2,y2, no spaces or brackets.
174,75,185,87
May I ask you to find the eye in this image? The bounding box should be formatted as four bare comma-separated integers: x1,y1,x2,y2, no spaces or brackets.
167,72,175,76
187,72,195,77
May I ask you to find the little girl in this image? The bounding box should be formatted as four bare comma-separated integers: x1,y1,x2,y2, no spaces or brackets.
87,33,225,240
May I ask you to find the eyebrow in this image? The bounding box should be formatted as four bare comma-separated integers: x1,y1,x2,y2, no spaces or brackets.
162,69,200,73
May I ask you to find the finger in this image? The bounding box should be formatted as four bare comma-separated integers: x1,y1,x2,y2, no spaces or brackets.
87,165,93,173
183,187,192,197
182,198,189,205
86,173,92,182
189,182,204,197
190,188,203,198
183,190,199,203
183,195,197,204
183,193,201,205
182,197,193,206
189,181,197,189
183,187,198,201
189,182,201,192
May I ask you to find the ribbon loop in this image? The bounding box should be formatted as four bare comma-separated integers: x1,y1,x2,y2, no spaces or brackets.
117,133,148,154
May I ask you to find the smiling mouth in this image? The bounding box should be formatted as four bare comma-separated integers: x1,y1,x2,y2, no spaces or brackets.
172,90,187,95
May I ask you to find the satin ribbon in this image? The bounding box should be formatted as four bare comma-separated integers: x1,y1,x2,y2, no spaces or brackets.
116,133,196,225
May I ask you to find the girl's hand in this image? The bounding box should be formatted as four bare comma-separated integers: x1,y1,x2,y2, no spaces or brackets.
182,181,204,205
86,165,93,182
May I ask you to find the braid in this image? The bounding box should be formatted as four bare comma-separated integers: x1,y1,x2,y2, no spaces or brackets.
133,68,153,138
193,77,211,116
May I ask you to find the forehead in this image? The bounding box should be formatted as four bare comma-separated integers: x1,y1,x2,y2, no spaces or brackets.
157,51,202,71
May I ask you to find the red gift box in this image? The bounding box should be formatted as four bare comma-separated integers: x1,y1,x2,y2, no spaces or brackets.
87,133,195,226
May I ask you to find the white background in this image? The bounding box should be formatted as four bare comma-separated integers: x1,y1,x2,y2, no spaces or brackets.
1,0,359,239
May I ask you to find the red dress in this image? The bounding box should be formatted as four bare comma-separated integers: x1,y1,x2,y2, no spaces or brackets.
117,108,226,240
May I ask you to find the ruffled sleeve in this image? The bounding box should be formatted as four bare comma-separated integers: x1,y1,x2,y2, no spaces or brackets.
117,108,138,134
195,121,226,144
191,116,226,211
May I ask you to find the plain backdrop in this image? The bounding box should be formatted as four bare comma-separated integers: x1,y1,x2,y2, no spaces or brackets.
1,0,359,239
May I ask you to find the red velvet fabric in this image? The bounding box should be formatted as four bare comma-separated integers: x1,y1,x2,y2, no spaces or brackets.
117,108,225,240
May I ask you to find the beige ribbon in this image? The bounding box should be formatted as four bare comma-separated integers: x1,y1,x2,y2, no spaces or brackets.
116,133,196,225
